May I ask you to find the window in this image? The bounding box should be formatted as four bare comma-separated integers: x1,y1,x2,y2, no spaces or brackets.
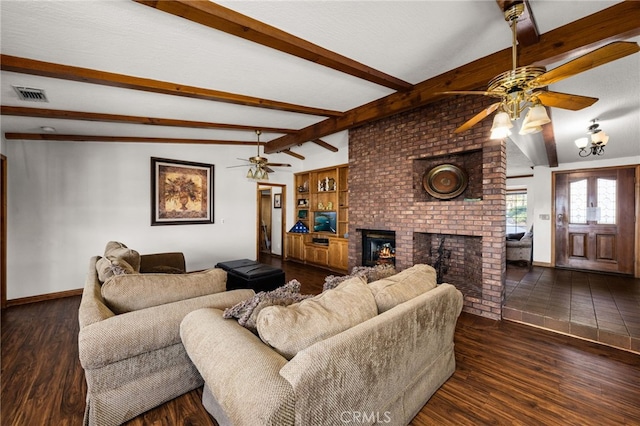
569,179,587,224
597,178,616,224
568,177,616,225
506,191,527,234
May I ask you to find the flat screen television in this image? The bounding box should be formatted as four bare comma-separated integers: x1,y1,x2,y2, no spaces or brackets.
313,211,337,234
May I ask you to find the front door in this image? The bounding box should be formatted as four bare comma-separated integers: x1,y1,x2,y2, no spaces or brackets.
554,167,635,274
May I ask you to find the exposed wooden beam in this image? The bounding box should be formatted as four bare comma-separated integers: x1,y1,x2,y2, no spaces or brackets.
281,149,305,160
0,55,342,118
265,2,640,153
3,133,264,145
312,139,339,152
0,106,296,134
541,109,559,168
496,0,540,46
135,0,412,92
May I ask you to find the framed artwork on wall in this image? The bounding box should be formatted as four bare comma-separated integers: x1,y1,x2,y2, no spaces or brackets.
274,193,282,208
151,157,214,225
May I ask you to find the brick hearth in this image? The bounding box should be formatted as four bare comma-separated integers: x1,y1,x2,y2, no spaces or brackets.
348,95,506,320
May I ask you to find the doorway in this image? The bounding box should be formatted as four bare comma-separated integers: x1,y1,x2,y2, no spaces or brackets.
553,166,636,275
256,183,286,260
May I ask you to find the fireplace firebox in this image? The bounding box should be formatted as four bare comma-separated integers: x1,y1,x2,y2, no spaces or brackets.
361,229,396,267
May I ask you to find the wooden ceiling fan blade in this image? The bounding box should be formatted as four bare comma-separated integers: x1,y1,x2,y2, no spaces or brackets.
227,164,250,169
454,102,501,134
264,166,274,173
531,42,640,87
265,162,291,167
537,91,598,111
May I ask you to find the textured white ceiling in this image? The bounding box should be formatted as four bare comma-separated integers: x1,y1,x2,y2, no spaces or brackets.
1,0,638,174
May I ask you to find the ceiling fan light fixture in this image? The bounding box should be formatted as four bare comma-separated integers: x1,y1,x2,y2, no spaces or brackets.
518,104,549,135
246,168,255,179
518,124,542,135
524,104,551,127
490,111,513,139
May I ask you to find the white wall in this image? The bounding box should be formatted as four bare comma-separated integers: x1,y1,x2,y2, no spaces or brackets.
509,155,640,266
4,131,348,300
5,138,297,299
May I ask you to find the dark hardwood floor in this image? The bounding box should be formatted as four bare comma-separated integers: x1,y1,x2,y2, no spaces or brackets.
2,259,639,425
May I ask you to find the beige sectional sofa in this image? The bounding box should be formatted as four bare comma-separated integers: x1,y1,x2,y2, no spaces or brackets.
180,264,464,426
78,244,254,426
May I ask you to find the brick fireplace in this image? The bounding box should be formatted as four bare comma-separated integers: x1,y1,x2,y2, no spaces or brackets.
348,94,506,320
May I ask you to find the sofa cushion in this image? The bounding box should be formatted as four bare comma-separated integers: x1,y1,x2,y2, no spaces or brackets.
368,264,437,313
101,268,227,314
256,276,377,360
223,280,311,333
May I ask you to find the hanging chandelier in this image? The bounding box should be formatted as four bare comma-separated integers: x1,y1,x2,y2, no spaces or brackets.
575,119,609,157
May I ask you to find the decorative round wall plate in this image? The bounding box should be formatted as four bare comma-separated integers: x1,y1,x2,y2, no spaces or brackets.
423,164,468,199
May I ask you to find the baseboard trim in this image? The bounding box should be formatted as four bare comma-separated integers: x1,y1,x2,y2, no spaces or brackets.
532,261,551,268
6,288,82,307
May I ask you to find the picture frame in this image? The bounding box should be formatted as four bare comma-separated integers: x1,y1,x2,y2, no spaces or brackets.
274,193,282,209
151,157,214,225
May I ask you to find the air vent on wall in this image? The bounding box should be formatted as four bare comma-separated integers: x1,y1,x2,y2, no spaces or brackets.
12,86,48,102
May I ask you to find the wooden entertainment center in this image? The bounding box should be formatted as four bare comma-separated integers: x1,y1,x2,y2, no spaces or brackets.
286,164,348,273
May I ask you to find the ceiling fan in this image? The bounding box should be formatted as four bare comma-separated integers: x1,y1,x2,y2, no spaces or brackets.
444,2,640,137
229,130,291,180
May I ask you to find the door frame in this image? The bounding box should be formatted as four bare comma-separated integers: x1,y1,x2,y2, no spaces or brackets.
551,164,640,278
255,183,286,260
1,154,6,309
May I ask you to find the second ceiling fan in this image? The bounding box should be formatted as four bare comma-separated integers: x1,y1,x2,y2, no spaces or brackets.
444,2,639,138
230,130,291,180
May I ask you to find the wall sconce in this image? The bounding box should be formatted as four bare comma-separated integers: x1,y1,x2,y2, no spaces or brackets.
575,119,608,157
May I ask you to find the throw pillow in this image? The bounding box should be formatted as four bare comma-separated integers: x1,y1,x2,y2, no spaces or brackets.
223,280,309,333
322,274,353,291
352,264,397,282
368,264,437,313
96,255,137,283
256,276,376,360
103,241,141,272
322,264,397,291
101,268,227,314
521,231,533,241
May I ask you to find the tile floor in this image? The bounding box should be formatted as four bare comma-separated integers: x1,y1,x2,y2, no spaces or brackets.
503,265,640,354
